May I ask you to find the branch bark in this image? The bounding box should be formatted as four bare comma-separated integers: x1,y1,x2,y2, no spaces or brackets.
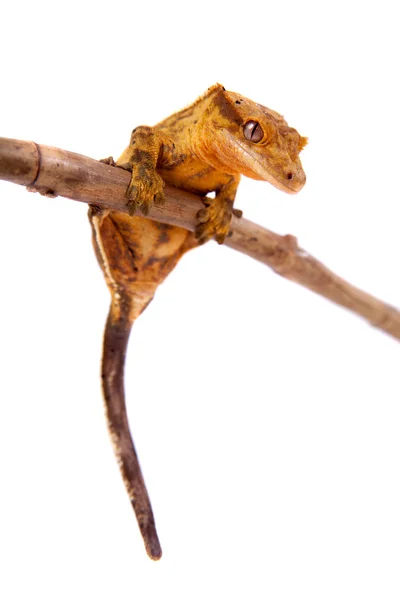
1,136,399,341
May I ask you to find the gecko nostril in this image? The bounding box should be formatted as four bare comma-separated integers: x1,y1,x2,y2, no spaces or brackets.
287,172,293,180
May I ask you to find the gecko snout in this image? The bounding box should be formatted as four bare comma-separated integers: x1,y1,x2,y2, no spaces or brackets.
284,167,306,193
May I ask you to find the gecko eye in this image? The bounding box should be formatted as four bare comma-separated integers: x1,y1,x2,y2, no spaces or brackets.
243,121,264,143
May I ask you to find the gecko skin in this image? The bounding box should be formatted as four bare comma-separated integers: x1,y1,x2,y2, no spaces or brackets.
119,83,307,243
89,84,307,560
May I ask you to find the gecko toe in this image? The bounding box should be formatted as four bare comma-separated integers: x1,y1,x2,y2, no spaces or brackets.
195,222,209,238
140,202,150,216
154,191,166,206
197,207,209,222
117,161,133,172
232,208,243,218
99,156,116,166
127,199,138,215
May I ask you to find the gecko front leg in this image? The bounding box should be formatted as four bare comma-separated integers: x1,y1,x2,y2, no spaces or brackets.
117,126,166,215
196,175,240,244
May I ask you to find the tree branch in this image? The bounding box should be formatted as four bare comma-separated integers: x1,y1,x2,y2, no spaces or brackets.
1,136,399,341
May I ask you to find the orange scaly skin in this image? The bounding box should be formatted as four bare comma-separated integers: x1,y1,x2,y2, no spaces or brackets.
89,84,307,561
119,83,307,243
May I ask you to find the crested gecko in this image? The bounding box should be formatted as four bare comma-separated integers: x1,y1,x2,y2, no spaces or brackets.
89,83,307,560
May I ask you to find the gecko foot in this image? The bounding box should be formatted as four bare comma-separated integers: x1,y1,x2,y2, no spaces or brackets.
196,195,234,244
100,158,166,215
125,168,166,216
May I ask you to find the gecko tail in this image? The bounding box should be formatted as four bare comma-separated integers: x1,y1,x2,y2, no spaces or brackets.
101,295,162,560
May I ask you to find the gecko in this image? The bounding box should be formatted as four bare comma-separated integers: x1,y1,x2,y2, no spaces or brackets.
89,83,307,560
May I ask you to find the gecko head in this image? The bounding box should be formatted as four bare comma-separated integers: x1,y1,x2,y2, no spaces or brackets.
201,86,307,194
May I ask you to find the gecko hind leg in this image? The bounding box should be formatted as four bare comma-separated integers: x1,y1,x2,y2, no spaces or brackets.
102,293,162,560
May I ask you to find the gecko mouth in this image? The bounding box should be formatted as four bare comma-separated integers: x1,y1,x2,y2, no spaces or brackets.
222,131,306,194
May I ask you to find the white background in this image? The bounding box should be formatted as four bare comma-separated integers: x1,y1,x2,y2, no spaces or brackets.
1,1,399,598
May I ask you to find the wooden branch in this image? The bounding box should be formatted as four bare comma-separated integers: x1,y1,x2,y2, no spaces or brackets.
1,136,399,341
